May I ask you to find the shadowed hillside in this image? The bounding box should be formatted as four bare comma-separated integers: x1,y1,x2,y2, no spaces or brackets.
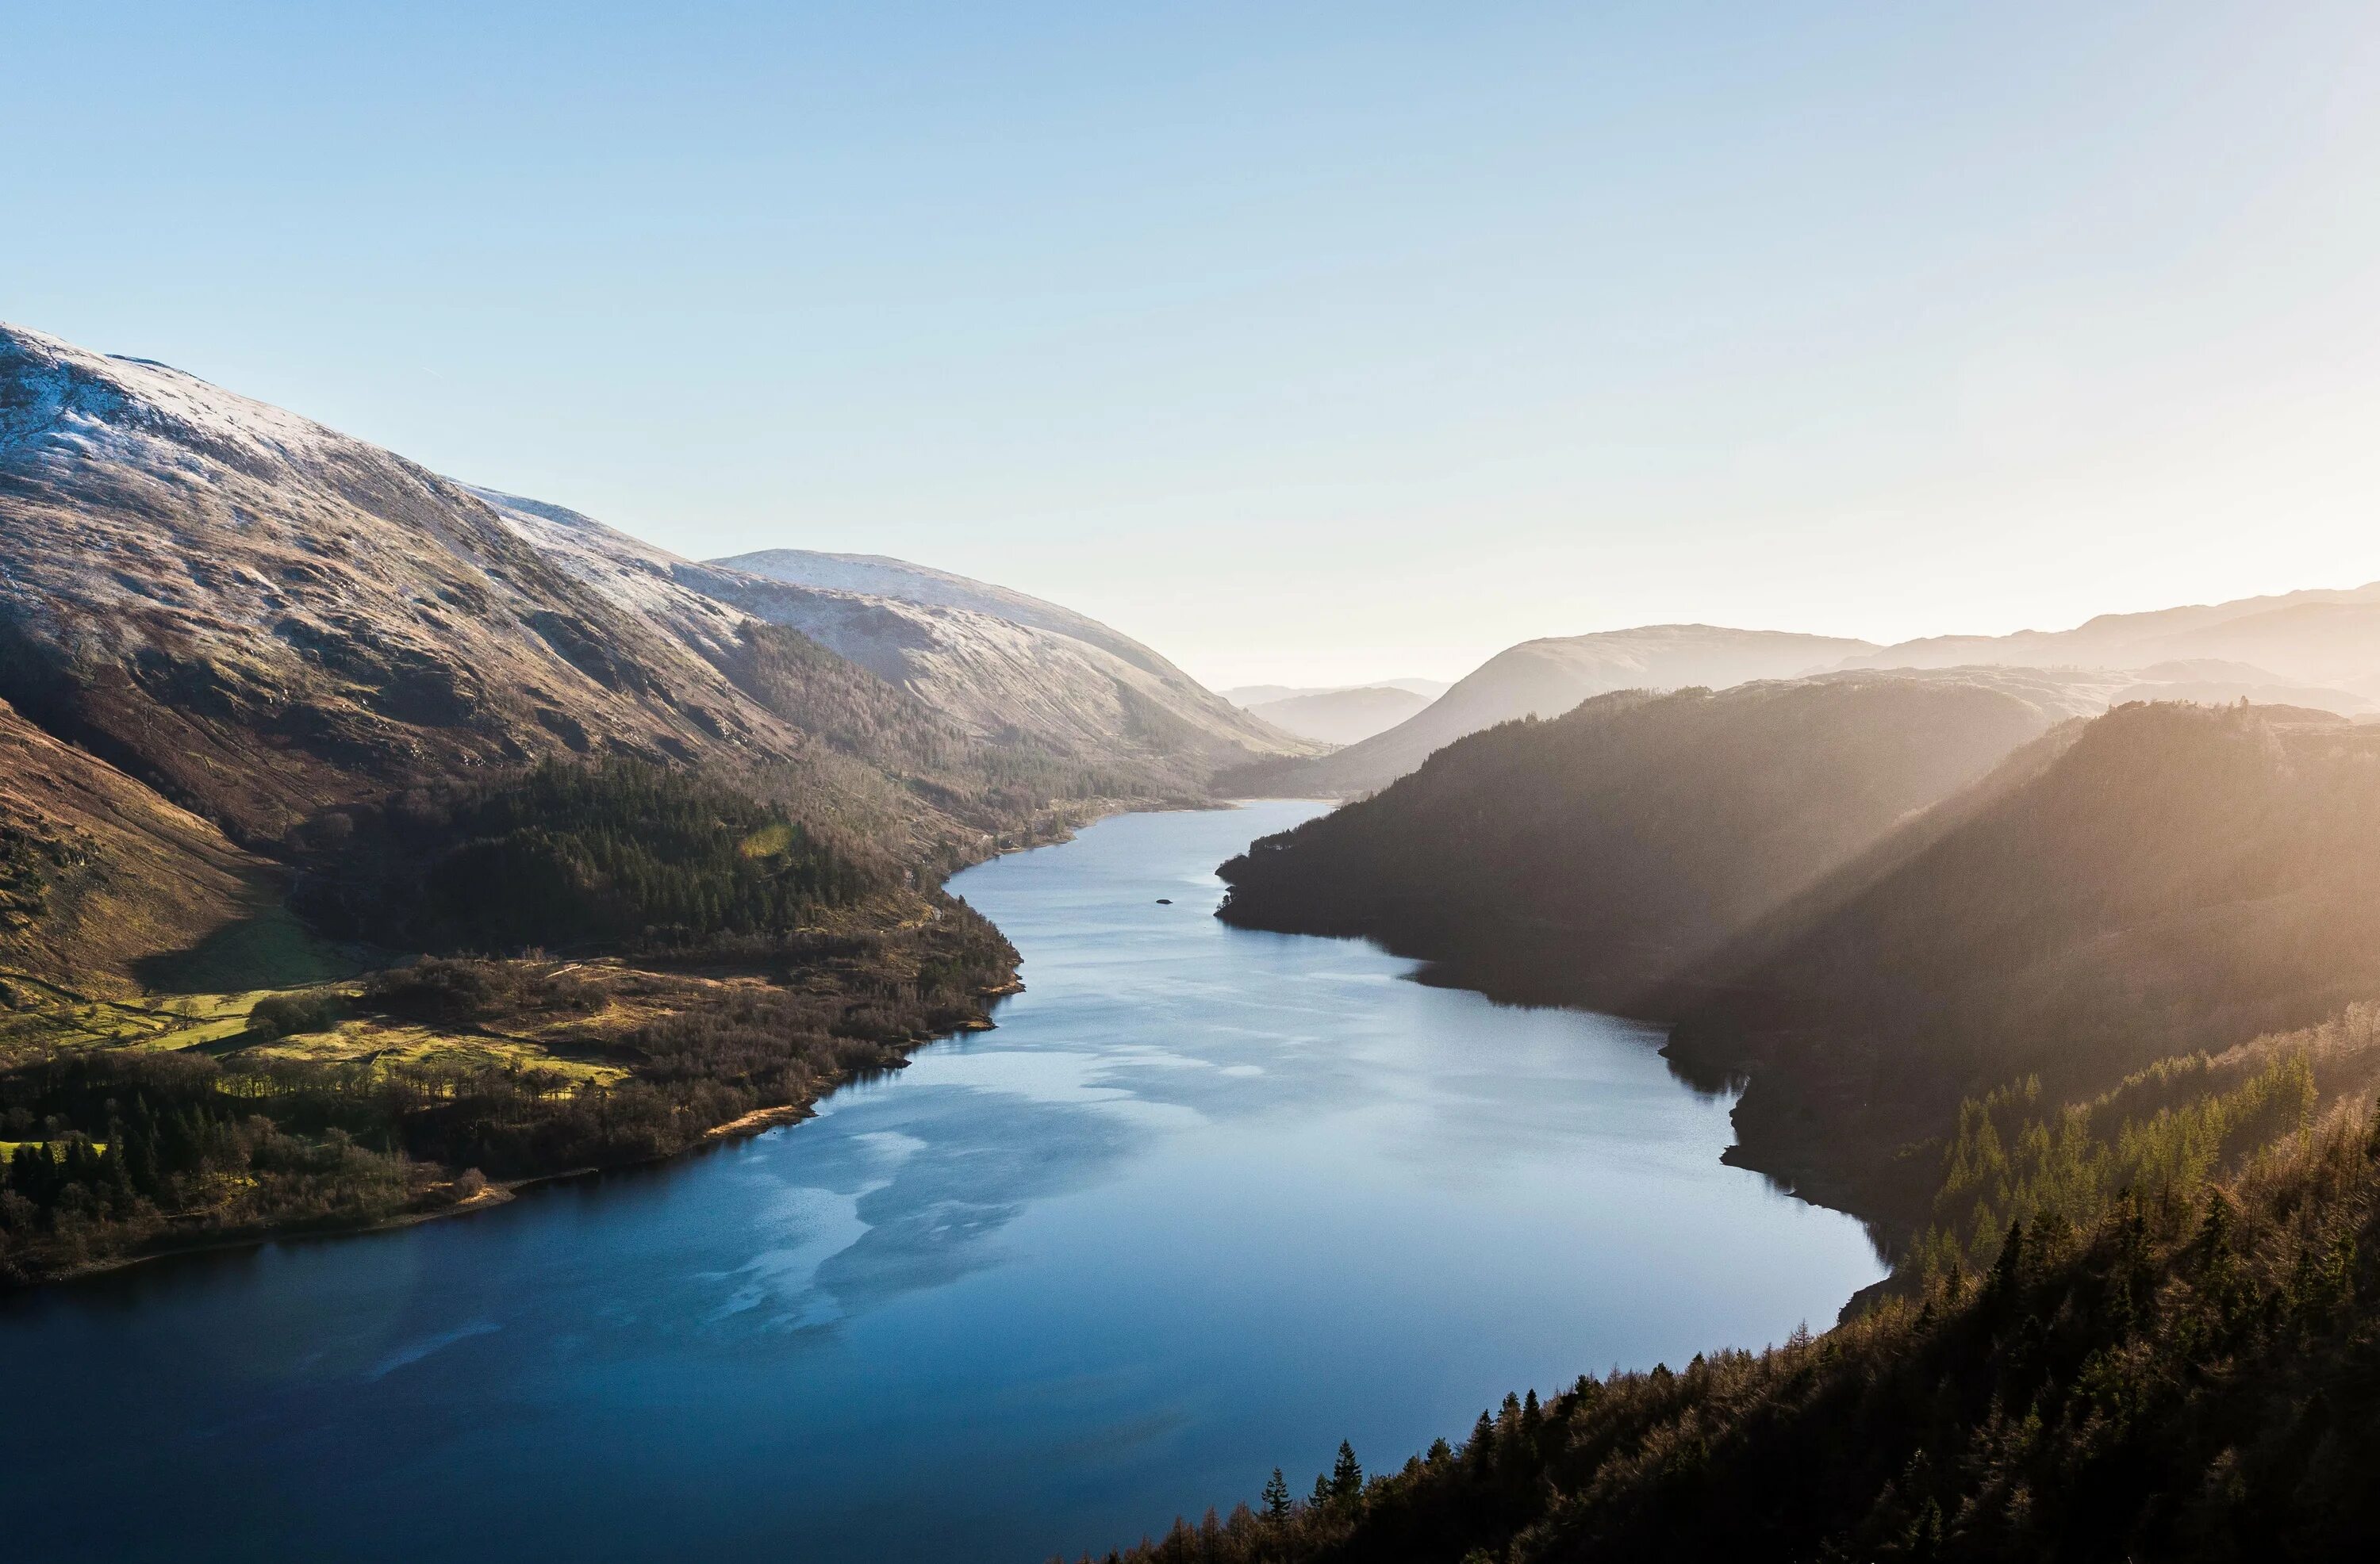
1218,676,2061,1010
0,697,265,995
1664,701,2380,1229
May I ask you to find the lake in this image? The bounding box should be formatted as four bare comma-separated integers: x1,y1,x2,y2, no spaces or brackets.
0,801,1883,1562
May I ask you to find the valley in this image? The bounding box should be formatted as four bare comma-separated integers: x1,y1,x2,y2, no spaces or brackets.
21,11,2380,1561
8,322,2380,1558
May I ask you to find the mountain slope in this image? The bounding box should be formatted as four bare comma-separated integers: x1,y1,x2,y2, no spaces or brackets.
1238,626,1879,796
0,696,263,995
686,550,1315,788
0,324,795,845
1665,700,2380,1228
1218,675,2062,1009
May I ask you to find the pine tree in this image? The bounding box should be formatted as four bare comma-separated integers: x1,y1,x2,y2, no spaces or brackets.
1330,1440,1362,1505
1261,1468,1291,1522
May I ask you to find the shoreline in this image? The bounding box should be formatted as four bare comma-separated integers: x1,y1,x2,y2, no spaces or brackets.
14,952,1039,1294
0,795,1161,1298
8,796,1254,1298
21,1013,981,1294
1212,902,1908,1285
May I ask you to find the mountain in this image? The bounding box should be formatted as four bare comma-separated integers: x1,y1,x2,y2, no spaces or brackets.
1233,626,1880,796
1842,582,2380,696
469,489,1237,846
702,547,1316,788
0,324,798,846
1217,673,2065,1009
1664,700,2380,1228
1242,685,1432,746
1222,678,1450,706
0,322,1275,868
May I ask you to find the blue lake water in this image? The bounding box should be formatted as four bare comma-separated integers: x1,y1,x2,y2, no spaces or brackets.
0,801,1883,1561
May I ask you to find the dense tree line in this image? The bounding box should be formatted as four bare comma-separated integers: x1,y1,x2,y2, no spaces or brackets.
1103,1100,2380,1562
292,757,881,953
1906,1009,2380,1283
1216,679,2051,1010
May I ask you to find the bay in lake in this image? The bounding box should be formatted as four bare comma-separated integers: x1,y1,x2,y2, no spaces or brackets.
0,801,1883,1562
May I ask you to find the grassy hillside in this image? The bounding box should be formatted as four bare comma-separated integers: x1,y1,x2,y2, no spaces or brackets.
0,696,265,996
1217,677,2056,1010
1665,702,2380,1230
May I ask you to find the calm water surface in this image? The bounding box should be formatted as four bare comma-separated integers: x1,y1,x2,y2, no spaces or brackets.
0,802,1882,1561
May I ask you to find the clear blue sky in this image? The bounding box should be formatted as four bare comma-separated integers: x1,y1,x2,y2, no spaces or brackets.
8,2,2379,686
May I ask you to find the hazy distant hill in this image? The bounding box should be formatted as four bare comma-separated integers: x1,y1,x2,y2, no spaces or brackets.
1842,583,2380,696
1221,678,1449,706
1218,673,2062,1006
1242,685,1431,746
699,549,1316,788
1235,626,1880,795
1665,700,2380,1225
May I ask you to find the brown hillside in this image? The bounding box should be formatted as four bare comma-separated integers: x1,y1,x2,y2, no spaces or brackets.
0,696,262,995
1218,675,2062,1009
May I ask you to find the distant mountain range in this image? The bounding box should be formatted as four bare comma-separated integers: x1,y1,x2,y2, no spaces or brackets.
1220,679,1451,706
476,496,1314,797
1234,627,1879,795
1235,592,2380,796
1229,686,1433,746
1845,586,2380,692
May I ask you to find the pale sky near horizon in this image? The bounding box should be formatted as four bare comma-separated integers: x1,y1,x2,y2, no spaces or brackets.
8,2,2380,688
